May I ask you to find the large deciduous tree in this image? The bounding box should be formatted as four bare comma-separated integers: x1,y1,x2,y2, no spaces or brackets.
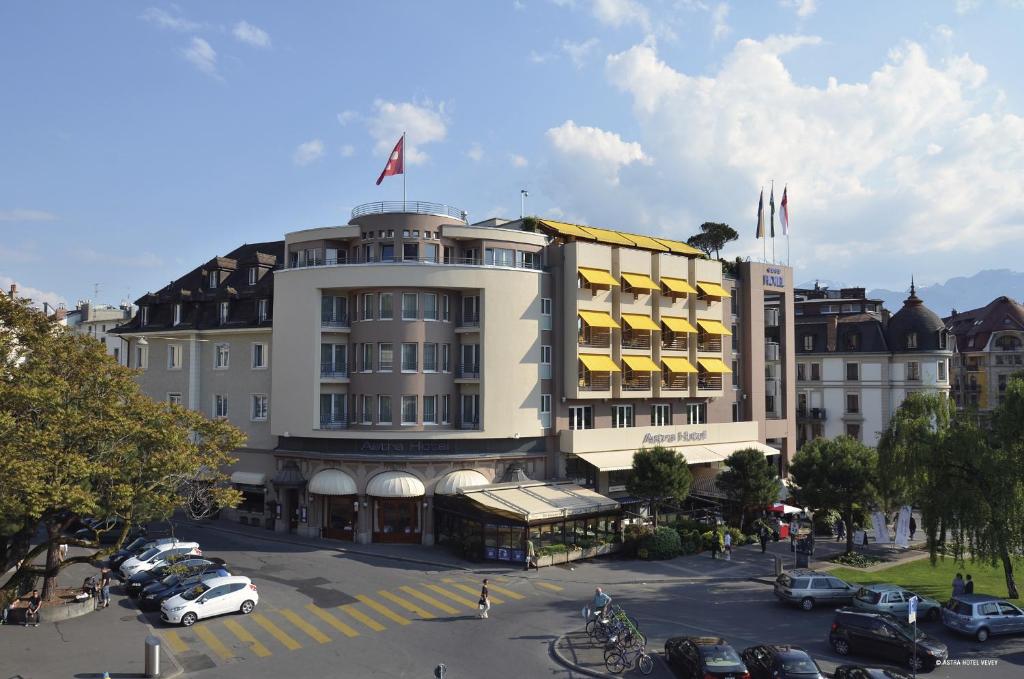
789,436,877,554
626,447,692,528
686,222,739,260
718,448,782,530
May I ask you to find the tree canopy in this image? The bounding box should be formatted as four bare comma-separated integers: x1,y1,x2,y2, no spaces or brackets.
626,447,692,528
718,448,781,530
686,222,739,259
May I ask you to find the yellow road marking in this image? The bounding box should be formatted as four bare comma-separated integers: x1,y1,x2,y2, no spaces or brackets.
305,604,360,638
423,583,479,609
251,613,302,650
376,590,435,619
162,630,189,654
536,581,564,592
449,582,504,604
223,619,271,658
399,585,460,615
340,604,386,632
279,608,331,644
355,595,411,626
193,624,234,661
476,582,525,600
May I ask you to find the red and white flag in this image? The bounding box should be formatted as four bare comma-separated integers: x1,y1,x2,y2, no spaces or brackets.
780,185,790,235
376,134,404,185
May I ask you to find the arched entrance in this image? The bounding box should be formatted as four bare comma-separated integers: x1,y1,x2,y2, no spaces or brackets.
308,469,358,541
367,471,425,544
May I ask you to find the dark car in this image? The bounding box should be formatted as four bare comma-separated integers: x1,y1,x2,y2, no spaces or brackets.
109,537,180,571
741,645,824,679
126,557,225,598
139,568,230,611
665,636,749,679
834,666,912,679
74,517,142,545
830,608,948,672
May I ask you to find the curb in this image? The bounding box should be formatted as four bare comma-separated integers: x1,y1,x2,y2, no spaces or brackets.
548,633,610,679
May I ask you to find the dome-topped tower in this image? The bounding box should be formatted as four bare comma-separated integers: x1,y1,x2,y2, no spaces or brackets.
886,278,947,352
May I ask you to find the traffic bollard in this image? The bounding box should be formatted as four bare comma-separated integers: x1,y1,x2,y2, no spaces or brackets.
145,634,160,677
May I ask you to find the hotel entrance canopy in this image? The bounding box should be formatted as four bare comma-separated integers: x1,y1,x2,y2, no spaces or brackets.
458,481,619,523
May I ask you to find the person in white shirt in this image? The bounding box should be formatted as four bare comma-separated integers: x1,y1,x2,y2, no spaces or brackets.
724,531,732,561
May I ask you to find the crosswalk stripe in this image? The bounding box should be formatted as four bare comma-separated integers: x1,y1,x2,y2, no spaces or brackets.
536,581,564,592
355,594,411,626
223,619,271,658
305,604,360,638
376,590,435,619
399,585,460,615
423,583,479,609
163,630,189,654
279,608,331,644
340,603,386,632
251,613,303,650
449,582,504,604
193,624,234,661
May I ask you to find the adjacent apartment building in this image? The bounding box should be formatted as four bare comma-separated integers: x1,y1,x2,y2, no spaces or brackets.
946,296,1024,411
64,301,134,365
113,202,794,554
793,283,952,447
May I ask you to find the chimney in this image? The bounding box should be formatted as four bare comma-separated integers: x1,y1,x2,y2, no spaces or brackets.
826,315,839,352
8,283,16,299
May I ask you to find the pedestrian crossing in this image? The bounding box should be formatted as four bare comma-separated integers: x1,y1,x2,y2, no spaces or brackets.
154,573,565,672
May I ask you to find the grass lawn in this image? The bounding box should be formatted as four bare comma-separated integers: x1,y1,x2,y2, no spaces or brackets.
830,556,1024,601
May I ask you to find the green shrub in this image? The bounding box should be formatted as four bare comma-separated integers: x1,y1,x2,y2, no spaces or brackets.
830,552,883,568
538,543,568,556
622,524,653,558
674,518,706,533
639,526,682,560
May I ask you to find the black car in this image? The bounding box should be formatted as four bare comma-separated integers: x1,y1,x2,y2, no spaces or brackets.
74,517,141,545
109,537,180,571
741,645,824,679
830,608,948,672
665,636,749,679
834,666,912,679
126,557,225,598
139,568,230,611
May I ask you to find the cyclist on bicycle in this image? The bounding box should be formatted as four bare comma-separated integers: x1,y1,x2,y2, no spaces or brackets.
592,587,612,619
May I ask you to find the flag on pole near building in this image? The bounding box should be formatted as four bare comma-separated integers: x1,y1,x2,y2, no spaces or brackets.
376,134,405,185
781,185,790,235
755,189,765,239
770,184,776,238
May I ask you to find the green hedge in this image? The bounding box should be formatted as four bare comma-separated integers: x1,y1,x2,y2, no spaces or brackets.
638,526,682,560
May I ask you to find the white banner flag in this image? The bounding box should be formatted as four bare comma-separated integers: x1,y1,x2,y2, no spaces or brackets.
872,511,891,544
895,505,912,548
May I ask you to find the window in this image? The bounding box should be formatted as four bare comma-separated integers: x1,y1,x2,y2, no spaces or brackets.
214,394,228,418
845,423,860,440
517,251,540,269
797,363,806,381
686,402,706,424
380,243,395,261
140,306,149,326
167,344,182,370
321,343,346,375
441,343,451,372
168,393,182,406
378,395,392,424
173,304,182,326
541,394,552,428
540,344,552,379
846,362,860,381
361,343,373,372
541,298,552,330
251,394,268,421
442,294,450,321
361,293,374,321
611,405,634,428
906,332,918,349
731,325,738,351
938,359,947,381
485,247,515,267
219,301,229,325
441,394,451,424
401,395,418,425
846,393,860,414
906,361,921,381
362,244,375,263
402,293,418,320
378,293,393,320
423,293,439,320
651,404,671,426
360,395,374,424
846,333,860,350
209,271,218,288
811,363,821,381
403,242,418,261
423,395,437,424
214,343,230,369
732,401,740,422
732,360,739,386
136,346,148,369
257,298,269,322
252,343,267,369
319,394,346,425
248,268,258,285
423,343,438,372
378,343,393,372
569,405,593,430
424,243,439,262
802,334,814,351
401,343,418,372
460,394,480,426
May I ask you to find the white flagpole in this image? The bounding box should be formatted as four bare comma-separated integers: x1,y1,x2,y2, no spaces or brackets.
402,131,407,210
771,180,776,265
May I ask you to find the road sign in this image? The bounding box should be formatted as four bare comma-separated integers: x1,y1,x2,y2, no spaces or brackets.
908,595,919,624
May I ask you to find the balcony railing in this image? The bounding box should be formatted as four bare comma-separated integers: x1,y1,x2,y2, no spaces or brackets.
458,314,480,328
662,332,688,351
289,253,543,271
578,328,611,348
661,373,689,391
320,314,349,328
697,374,723,391
320,363,348,378
622,375,652,391
457,363,480,379
621,332,652,350
797,407,827,420
764,308,780,327
765,379,778,396
578,373,611,391
351,200,469,222
319,418,349,430
698,335,722,353
459,418,480,430
765,343,780,361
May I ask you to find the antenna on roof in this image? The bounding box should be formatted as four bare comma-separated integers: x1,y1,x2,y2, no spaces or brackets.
520,189,529,219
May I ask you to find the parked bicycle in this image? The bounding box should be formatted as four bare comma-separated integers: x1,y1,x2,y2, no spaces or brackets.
605,643,655,675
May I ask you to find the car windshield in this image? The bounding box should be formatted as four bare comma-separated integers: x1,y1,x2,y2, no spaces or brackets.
890,620,926,641
700,646,743,667
181,584,209,601
857,588,882,604
124,538,147,551
137,547,161,560
778,654,818,674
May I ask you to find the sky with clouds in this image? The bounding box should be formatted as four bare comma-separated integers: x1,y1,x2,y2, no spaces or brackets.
2,1,1023,308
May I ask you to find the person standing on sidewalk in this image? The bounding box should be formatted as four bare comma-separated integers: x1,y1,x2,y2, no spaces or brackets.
478,579,490,619
759,525,769,553
789,517,799,552
98,568,111,608
951,573,964,598
710,529,720,559
25,590,41,627
909,516,917,540
724,531,732,561
964,574,974,594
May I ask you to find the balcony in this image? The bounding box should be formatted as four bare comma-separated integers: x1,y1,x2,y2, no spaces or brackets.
456,363,480,379
661,373,689,391
621,331,652,350
765,379,778,396
578,327,611,349
320,363,349,379
351,200,469,222
765,342,780,361
578,373,611,392
320,314,350,329
457,314,480,329
459,418,480,431
797,407,827,420
697,374,723,391
764,308,780,327
319,418,349,430
662,332,688,352
697,335,723,353
622,374,652,391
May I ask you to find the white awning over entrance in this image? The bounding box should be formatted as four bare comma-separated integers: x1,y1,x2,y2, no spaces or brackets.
308,469,358,496
705,441,780,457
459,481,619,522
574,440,777,472
434,469,490,495
230,471,267,486
367,471,426,498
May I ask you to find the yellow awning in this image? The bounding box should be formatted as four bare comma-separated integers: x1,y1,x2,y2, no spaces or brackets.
538,219,597,240
621,272,659,291
578,226,636,246
698,281,730,298
619,233,669,251
662,357,698,373
578,310,619,328
578,267,620,287
579,354,621,372
661,277,697,295
620,313,659,331
661,316,697,333
698,319,732,336
654,237,704,257
698,357,733,373
621,355,659,372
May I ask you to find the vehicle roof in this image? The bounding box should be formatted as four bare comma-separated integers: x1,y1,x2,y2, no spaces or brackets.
952,594,1003,603
783,569,830,577
749,645,808,656
154,541,198,550
199,575,249,587
860,584,903,592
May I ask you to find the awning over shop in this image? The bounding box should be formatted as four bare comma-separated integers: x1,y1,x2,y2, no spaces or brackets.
576,445,722,470
434,469,490,495
578,310,619,328
271,461,306,489
620,313,659,331
704,441,779,457
367,471,425,498
308,469,358,496
662,356,698,373
621,355,659,372
698,281,730,298
578,267,619,287
459,481,619,522
698,357,733,373
697,319,732,336
579,354,621,372
661,316,697,334
661,277,697,295
621,272,659,291
230,471,266,487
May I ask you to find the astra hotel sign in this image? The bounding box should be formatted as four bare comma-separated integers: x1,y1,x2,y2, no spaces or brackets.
763,267,785,288
642,430,708,446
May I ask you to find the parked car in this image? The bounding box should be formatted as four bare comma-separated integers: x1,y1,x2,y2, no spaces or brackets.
941,594,1024,642
110,537,181,570
140,568,230,611
853,585,942,622
120,542,201,578
74,517,140,544
126,557,225,598
740,645,823,679
665,636,749,679
161,575,258,627
833,665,912,679
774,569,858,611
829,607,948,672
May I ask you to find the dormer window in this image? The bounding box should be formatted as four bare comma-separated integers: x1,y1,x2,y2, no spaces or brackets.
906,332,918,349
209,271,218,289
140,306,149,326
257,299,269,323
173,304,182,326
248,268,258,285
219,301,229,325
846,333,860,350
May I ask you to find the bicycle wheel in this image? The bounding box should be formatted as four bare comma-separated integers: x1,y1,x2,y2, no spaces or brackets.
604,651,627,675
638,653,655,676
585,618,599,637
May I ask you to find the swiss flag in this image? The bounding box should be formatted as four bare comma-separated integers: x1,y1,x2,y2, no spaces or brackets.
376,135,404,185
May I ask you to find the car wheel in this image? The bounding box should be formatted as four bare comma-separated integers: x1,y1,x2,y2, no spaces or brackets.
907,655,924,672
240,599,255,615
180,612,197,627
832,638,850,656
926,607,940,622
800,597,814,611
976,627,990,642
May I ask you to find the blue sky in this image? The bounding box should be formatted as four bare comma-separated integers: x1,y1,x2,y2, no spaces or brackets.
3,1,1023,309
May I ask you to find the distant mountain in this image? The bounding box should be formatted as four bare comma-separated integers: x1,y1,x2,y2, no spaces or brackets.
869,269,1024,317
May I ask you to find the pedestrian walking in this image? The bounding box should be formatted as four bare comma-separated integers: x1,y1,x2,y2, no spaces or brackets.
710,529,720,559
759,525,769,553
478,579,490,619
724,531,732,560
909,516,917,540
98,568,111,608
835,518,846,542
789,518,799,552
25,590,41,627
524,539,538,571
964,574,974,594
951,573,965,598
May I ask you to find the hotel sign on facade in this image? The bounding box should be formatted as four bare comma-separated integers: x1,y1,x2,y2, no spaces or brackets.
763,267,785,289
641,430,708,446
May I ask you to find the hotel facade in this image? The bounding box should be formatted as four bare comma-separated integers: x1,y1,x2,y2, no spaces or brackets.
114,202,794,557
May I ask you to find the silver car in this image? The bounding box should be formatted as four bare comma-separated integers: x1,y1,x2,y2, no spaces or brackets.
774,569,859,611
941,594,1024,642
852,584,942,622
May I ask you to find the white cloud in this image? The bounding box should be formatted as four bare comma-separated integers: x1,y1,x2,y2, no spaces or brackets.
182,37,219,78
592,0,651,31
233,20,271,48
927,143,943,155
0,275,66,310
562,38,599,68
780,0,817,17
293,139,325,166
339,144,355,158
467,143,485,162
337,110,359,126
510,154,530,168
529,50,553,63
934,24,954,41
140,7,202,32
955,0,981,13
367,100,447,165
546,120,650,184
711,3,730,41
0,209,57,222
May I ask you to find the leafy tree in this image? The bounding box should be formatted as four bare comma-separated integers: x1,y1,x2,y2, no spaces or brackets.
718,449,782,530
626,447,692,528
789,436,877,554
686,222,739,259
0,294,244,605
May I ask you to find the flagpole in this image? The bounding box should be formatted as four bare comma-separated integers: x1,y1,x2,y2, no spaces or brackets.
771,180,776,265
402,131,407,210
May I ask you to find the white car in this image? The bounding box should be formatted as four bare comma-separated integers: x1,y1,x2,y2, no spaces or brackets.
120,542,201,578
161,575,258,626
